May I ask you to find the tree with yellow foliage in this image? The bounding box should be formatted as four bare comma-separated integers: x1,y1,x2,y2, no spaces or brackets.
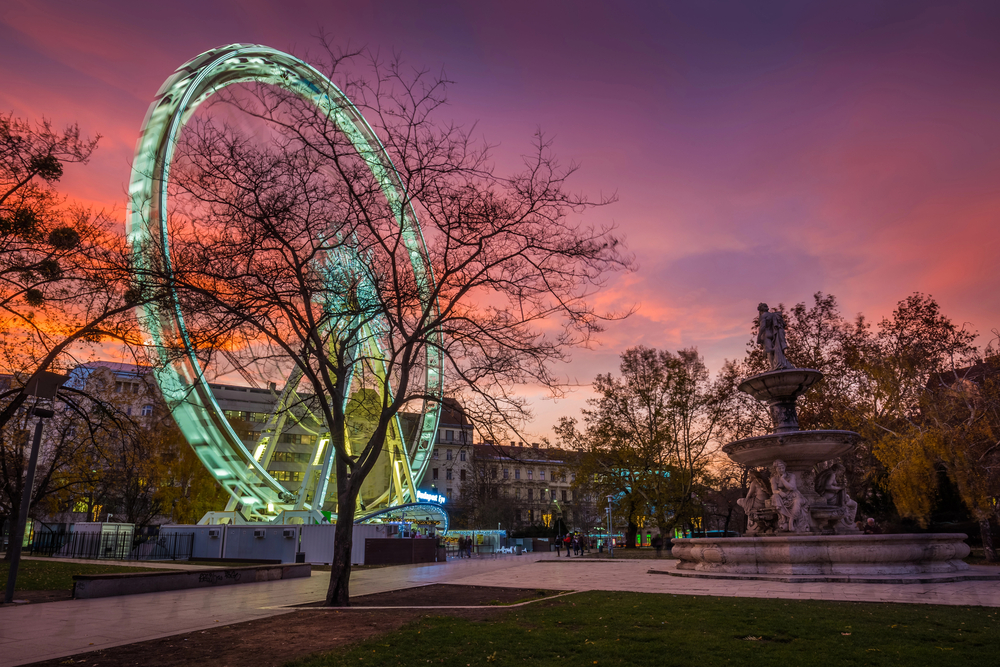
877,356,1000,560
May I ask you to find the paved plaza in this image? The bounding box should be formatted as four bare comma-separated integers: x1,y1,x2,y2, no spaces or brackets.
2,554,1000,666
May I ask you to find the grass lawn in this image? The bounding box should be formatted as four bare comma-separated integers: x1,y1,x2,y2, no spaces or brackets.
0,559,158,591
286,591,1000,667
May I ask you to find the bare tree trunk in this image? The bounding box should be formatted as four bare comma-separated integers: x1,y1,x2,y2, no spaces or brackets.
325,490,357,606
981,518,997,563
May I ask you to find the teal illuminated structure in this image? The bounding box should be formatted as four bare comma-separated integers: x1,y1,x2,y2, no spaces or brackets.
127,44,443,523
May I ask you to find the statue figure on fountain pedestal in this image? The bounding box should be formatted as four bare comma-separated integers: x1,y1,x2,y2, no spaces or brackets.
769,459,808,532
815,462,859,529
757,303,793,371
738,469,775,534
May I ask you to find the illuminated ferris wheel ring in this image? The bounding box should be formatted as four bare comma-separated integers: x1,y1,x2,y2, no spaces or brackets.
126,44,443,515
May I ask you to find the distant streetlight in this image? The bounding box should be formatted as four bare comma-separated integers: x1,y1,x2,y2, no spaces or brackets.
4,371,67,605
606,495,615,558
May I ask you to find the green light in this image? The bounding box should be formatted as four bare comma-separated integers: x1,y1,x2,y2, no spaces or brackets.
127,44,443,518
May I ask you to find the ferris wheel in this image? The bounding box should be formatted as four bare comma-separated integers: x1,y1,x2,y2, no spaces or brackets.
127,44,443,523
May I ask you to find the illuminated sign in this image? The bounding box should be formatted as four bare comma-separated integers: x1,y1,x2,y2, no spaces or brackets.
416,490,446,504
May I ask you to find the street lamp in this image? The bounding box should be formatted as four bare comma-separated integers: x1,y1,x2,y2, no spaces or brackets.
606,495,615,558
4,371,67,605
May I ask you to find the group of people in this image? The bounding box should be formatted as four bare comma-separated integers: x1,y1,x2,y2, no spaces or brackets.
455,535,475,558
557,533,590,556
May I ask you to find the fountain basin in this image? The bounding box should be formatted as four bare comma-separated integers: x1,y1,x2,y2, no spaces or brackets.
669,533,981,579
722,429,861,469
738,368,823,403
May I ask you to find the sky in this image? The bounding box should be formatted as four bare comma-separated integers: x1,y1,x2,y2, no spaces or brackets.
2,0,999,441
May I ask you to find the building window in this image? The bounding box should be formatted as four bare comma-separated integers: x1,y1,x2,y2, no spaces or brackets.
446,488,452,499
433,449,439,459
446,469,453,480
540,470,545,481
446,430,454,441
432,468,439,480
272,471,304,482
515,488,521,499
561,490,567,502
515,469,521,480
272,451,309,464
125,406,132,416
446,450,452,460
490,468,497,479
527,489,533,501
459,450,466,461
528,509,534,522
527,470,533,480
551,490,556,501
515,509,521,522
141,404,153,416
551,470,557,481
460,469,466,481
503,468,509,479
278,433,317,446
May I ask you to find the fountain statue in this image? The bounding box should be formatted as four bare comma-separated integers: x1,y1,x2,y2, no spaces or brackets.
668,303,991,581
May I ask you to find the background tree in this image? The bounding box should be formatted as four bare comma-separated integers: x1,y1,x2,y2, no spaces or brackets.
876,354,1000,559
559,346,727,544
153,48,630,605
153,420,229,525
455,449,518,532
36,366,226,530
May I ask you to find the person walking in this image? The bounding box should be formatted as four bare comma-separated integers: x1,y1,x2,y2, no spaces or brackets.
652,533,664,557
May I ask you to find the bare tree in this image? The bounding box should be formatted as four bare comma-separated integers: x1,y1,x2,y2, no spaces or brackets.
148,48,631,605
455,451,518,531
559,346,728,544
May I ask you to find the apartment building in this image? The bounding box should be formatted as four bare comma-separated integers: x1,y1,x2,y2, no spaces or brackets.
418,398,474,502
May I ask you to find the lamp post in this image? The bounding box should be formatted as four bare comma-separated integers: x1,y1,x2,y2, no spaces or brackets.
4,371,67,605
606,495,615,558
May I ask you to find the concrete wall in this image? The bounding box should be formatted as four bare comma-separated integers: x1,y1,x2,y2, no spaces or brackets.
222,525,300,562
73,563,310,599
299,524,387,565
156,523,392,564
364,538,438,565
161,525,223,560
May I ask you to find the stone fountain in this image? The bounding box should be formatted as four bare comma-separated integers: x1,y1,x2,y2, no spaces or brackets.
669,303,990,582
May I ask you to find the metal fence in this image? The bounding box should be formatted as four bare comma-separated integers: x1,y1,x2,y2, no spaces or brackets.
33,531,194,561
27,530,68,557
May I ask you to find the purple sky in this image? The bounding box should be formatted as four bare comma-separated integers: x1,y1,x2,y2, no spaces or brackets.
3,1,999,440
